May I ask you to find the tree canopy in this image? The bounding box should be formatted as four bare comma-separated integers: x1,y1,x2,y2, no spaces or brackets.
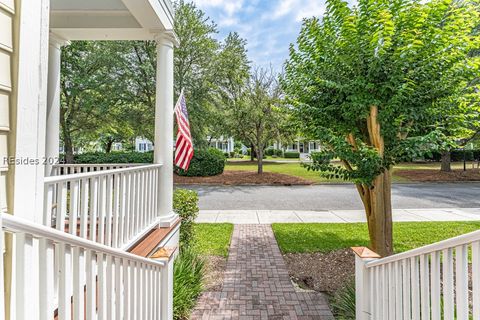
283,0,480,255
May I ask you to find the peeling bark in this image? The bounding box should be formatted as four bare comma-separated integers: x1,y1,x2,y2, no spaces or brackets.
352,106,393,256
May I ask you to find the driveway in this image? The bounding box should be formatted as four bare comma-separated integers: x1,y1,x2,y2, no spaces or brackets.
180,183,480,210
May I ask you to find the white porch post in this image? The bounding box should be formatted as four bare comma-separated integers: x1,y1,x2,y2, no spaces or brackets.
154,32,178,227
45,34,69,176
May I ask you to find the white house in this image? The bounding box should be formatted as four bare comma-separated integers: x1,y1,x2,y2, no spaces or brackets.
208,136,235,153
0,0,180,319
136,136,154,153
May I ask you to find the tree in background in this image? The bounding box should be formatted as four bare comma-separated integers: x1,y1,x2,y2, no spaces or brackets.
283,0,479,256
60,41,129,162
60,1,240,155
228,68,287,173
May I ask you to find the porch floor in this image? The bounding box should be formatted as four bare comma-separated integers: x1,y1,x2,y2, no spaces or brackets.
191,225,334,320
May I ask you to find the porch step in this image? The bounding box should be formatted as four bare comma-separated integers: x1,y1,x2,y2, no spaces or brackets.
128,218,181,257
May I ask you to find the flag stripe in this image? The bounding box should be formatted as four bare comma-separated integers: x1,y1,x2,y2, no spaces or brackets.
174,91,194,170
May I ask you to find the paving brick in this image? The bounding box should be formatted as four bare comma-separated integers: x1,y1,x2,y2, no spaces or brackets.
191,225,334,319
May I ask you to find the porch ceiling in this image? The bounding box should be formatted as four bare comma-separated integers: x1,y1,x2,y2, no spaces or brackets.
50,0,174,40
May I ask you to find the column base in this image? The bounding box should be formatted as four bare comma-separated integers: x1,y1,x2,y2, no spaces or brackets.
158,212,180,228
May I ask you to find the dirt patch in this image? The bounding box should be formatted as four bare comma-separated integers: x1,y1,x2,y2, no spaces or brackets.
203,255,227,292
395,168,480,182
174,170,312,186
283,249,355,295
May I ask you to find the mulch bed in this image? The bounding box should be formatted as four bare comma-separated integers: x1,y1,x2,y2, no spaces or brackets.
203,255,227,292
396,168,480,182
174,170,312,186
283,249,355,295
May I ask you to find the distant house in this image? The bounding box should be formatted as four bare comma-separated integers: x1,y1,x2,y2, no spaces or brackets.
273,138,322,157
135,137,154,153
208,136,235,153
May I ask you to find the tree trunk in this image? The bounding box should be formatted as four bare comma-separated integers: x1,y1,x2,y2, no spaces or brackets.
441,151,451,172
63,131,74,163
353,105,393,257
105,139,114,153
257,148,264,174
356,171,393,257
250,144,255,161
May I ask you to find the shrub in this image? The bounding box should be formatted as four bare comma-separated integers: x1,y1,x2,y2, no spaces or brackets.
73,151,153,164
284,151,300,159
173,189,199,249
275,149,284,157
265,148,283,157
423,149,480,162
331,281,356,320
175,148,226,177
173,248,205,320
229,151,235,158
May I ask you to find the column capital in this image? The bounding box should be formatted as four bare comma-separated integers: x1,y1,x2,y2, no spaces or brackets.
152,30,180,47
49,33,70,49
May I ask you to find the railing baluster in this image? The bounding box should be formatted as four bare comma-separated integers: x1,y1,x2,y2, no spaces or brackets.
473,241,480,320
455,245,469,319
80,178,89,239
72,247,85,320
69,180,79,236
98,253,106,320
430,251,441,320
56,181,67,232
98,176,106,245
90,177,98,242
395,261,402,320
105,175,113,247
388,263,395,319
112,173,120,248
419,254,430,320
402,259,411,320
114,256,122,319
58,243,72,320
442,248,455,320
86,249,96,320
123,259,131,319
411,256,420,320
38,238,54,320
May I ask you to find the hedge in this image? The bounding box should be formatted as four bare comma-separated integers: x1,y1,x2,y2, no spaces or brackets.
284,151,300,159
265,148,283,157
175,148,226,177
424,149,480,162
73,151,153,164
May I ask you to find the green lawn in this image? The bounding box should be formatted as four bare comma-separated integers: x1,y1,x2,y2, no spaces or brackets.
194,223,233,257
272,222,480,254
225,161,478,184
226,161,344,183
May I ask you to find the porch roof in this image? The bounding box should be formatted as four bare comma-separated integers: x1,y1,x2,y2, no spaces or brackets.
50,0,174,40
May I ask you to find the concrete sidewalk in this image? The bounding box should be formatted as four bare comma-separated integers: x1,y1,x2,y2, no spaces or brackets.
196,208,480,224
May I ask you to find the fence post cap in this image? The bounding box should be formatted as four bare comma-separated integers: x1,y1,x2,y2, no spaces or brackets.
351,247,381,259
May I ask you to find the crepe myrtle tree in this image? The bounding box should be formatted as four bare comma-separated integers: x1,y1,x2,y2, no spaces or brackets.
283,0,480,256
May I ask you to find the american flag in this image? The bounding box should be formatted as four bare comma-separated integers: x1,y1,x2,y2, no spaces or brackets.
174,90,194,170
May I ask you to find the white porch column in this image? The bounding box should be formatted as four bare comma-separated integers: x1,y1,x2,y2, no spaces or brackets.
154,32,178,227
45,34,69,176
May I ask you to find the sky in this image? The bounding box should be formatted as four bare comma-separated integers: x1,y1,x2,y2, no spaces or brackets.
193,0,355,72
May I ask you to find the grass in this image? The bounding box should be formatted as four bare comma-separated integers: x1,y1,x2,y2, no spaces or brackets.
272,221,480,254
194,223,234,257
225,161,479,184
226,161,344,183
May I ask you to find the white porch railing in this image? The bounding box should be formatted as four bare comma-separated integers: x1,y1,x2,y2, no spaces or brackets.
354,230,480,320
0,213,173,320
51,163,146,176
44,164,162,250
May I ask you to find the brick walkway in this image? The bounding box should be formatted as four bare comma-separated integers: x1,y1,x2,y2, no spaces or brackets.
191,225,334,320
